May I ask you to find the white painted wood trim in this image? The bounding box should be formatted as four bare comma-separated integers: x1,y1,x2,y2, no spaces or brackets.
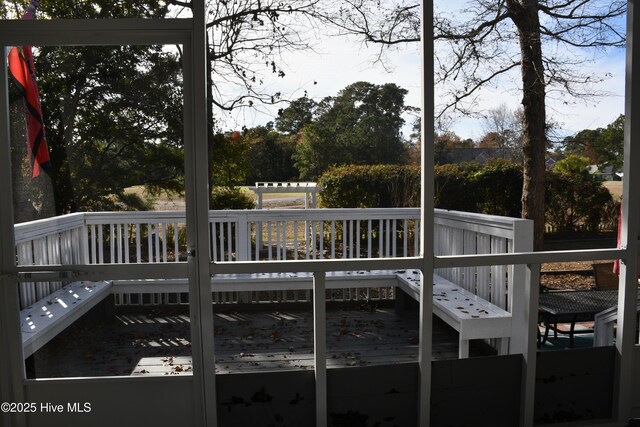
313,272,327,427
20,281,112,358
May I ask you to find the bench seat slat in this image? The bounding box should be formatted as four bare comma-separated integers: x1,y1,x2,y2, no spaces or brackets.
20,281,112,358
396,270,511,358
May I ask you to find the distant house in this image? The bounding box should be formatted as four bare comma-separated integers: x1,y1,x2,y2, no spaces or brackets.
588,165,621,181
545,156,557,170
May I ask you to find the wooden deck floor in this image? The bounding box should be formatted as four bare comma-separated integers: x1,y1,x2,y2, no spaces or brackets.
28,303,494,378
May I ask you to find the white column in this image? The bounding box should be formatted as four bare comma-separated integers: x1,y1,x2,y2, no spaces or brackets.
418,0,435,425
616,1,640,422
313,271,327,427
509,219,536,427
0,45,27,427
184,3,218,425
520,264,540,427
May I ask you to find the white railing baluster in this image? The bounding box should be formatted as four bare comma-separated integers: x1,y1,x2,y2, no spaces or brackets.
267,221,273,260
293,221,299,260
349,220,354,259
237,214,250,262
213,222,220,261
109,223,115,264
135,224,141,263
161,223,168,263
173,223,180,262
403,219,408,257
331,221,336,259
368,220,372,258
476,234,491,301
255,222,260,261
124,224,130,264
491,237,508,309
281,221,287,260
386,219,391,258
234,221,240,262
98,225,104,264
378,219,383,258
319,221,324,259
392,219,397,258
147,223,153,263
342,220,347,259
226,221,232,261
304,220,309,260
356,220,361,259
155,223,161,263
414,219,420,257
463,230,477,293
117,223,123,263
312,220,317,259
90,225,97,264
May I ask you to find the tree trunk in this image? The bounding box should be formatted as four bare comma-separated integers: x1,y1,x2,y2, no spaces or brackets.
508,0,547,251
48,93,79,215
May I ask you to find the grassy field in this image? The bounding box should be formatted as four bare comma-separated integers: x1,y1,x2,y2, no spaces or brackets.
124,186,308,210
602,181,623,201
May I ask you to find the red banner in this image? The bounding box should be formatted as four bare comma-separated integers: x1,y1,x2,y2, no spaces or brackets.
7,0,50,178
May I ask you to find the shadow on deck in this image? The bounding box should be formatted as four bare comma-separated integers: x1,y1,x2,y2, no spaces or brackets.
27,300,495,378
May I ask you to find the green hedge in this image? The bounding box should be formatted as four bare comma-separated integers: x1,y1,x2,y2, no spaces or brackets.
318,165,420,208
319,162,614,234
210,186,255,210
545,171,613,233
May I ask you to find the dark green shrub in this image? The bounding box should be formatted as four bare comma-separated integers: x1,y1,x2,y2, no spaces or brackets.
545,171,613,233
469,159,522,217
318,165,420,208
434,163,475,211
210,186,255,210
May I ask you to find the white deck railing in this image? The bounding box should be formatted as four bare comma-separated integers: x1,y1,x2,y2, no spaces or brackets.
594,299,640,347
14,208,532,309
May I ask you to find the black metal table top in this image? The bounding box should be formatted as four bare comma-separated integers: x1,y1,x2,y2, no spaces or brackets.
539,290,618,317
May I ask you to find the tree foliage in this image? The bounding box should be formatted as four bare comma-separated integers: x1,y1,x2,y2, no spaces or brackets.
560,114,624,172
244,126,298,183
294,81,409,179
275,96,317,134
553,154,591,176
434,131,474,165
210,131,250,187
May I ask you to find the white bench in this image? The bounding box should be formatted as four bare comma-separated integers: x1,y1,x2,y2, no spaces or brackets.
19,272,510,360
20,281,112,358
114,270,512,358
395,270,511,358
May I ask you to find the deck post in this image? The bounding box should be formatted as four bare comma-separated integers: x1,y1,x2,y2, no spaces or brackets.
419,0,435,425
616,1,640,422
313,271,327,427
0,45,27,427
520,263,540,427
237,213,250,261
509,219,536,427
184,3,218,425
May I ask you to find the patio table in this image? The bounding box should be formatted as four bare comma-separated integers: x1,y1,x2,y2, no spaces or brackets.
538,290,618,348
